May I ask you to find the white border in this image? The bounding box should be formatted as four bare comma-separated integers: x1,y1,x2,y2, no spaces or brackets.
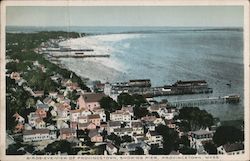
0,1,249,161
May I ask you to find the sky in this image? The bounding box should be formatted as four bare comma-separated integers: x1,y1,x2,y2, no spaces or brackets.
6,6,244,27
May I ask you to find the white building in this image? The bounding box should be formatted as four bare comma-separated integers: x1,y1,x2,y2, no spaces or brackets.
217,143,244,155
189,129,214,149
106,142,118,155
110,110,131,122
107,121,121,134
23,129,56,142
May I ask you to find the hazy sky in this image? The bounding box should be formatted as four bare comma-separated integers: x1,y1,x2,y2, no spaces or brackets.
6,6,243,27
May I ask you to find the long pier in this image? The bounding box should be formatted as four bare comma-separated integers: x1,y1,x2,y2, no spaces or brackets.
167,95,240,108
50,54,110,58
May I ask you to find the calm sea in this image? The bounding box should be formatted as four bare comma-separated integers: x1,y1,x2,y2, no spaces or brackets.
7,26,244,121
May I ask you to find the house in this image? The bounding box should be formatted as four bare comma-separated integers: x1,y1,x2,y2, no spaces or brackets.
13,113,25,124
148,104,161,113
35,118,46,129
189,129,214,149
36,102,49,111
28,112,39,127
23,129,56,142
70,109,81,122
217,143,244,155
131,121,144,135
14,123,24,133
80,109,92,117
24,123,32,130
78,122,96,131
70,121,78,129
145,121,156,131
49,92,58,99
100,122,107,131
107,121,121,134
121,105,134,117
56,94,65,103
88,114,101,126
141,115,165,125
114,128,133,136
158,108,177,120
35,108,47,119
106,142,118,155
57,103,71,118
88,129,103,142
32,91,44,97
60,128,77,139
121,142,150,155
165,119,176,129
110,110,131,122
10,72,21,81
56,120,69,129
77,93,105,111
43,97,55,107
78,116,88,124
146,131,163,146
92,108,106,122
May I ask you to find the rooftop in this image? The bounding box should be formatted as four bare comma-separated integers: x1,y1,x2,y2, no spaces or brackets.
223,143,244,152
23,129,50,135
108,121,121,127
88,114,100,119
60,128,76,134
114,128,133,133
191,130,213,136
81,93,106,103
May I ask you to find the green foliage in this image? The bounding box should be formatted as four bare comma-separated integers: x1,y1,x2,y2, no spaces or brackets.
6,143,26,155
213,126,244,146
179,147,197,155
178,135,190,147
149,147,165,155
99,96,120,113
117,93,149,119
45,140,73,154
117,93,134,106
132,147,144,155
121,135,133,143
133,106,149,119
155,124,179,154
107,133,121,147
203,142,217,154
6,77,32,130
176,107,214,131
67,90,79,101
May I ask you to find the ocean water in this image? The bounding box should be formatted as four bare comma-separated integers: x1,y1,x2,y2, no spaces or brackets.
7,26,244,121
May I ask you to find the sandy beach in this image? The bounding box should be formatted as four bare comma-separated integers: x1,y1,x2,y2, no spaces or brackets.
58,33,143,82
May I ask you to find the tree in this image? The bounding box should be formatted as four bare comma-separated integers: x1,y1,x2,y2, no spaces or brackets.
179,147,197,155
117,93,134,106
25,98,35,108
155,124,179,154
121,135,133,143
176,107,214,131
107,133,121,147
6,143,26,155
133,106,149,119
99,96,120,113
149,147,165,155
67,90,79,101
133,147,144,155
213,126,244,146
178,135,190,147
45,140,73,154
204,142,217,154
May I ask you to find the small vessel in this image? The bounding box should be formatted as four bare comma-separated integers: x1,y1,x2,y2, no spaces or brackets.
226,80,232,87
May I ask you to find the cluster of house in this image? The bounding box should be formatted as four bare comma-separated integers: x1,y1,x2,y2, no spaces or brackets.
9,69,244,155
